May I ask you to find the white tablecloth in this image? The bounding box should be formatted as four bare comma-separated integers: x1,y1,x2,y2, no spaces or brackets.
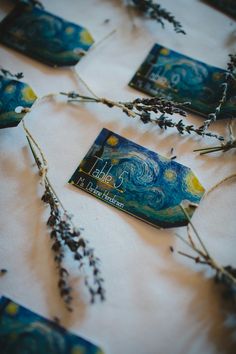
0,1,236,353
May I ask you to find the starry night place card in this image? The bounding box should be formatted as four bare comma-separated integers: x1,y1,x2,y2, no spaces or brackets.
0,1,94,67
69,128,205,229
0,74,37,129
129,43,236,119
0,296,104,354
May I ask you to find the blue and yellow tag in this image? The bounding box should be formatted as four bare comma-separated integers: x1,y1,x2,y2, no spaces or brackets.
0,296,104,354
69,128,205,229
0,75,37,129
129,43,236,119
0,1,94,67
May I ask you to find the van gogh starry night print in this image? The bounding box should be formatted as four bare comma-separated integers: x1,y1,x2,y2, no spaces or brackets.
129,44,236,119
0,1,94,67
69,128,205,229
0,297,104,354
0,75,37,129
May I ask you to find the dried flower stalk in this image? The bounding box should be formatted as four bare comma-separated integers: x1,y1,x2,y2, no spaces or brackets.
0,65,224,143
61,90,224,141
200,54,236,132
177,177,236,303
193,54,236,155
22,120,105,311
127,0,185,34
0,67,23,80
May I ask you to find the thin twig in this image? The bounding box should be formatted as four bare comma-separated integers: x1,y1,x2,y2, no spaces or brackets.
176,180,236,299
177,251,209,265
127,0,186,34
194,121,236,155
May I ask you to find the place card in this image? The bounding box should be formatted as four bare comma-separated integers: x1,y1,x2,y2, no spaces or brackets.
0,296,104,354
69,128,205,228
0,1,94,67
0,75,37,129
129,44,236,119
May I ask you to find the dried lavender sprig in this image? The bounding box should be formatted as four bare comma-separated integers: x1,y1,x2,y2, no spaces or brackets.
0,68,23,80
177,203,236,303
122,97,189,117
200,54,236,132
228,54,236,76
128,0,185,34
121,97,223,140
43,186,105,306
61,91,224,141
24,124,105,310
200,82,228,131
25,134,73,311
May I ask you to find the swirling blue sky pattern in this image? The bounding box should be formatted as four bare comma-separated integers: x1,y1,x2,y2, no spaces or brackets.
70,129,205,228
0,297,104,354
